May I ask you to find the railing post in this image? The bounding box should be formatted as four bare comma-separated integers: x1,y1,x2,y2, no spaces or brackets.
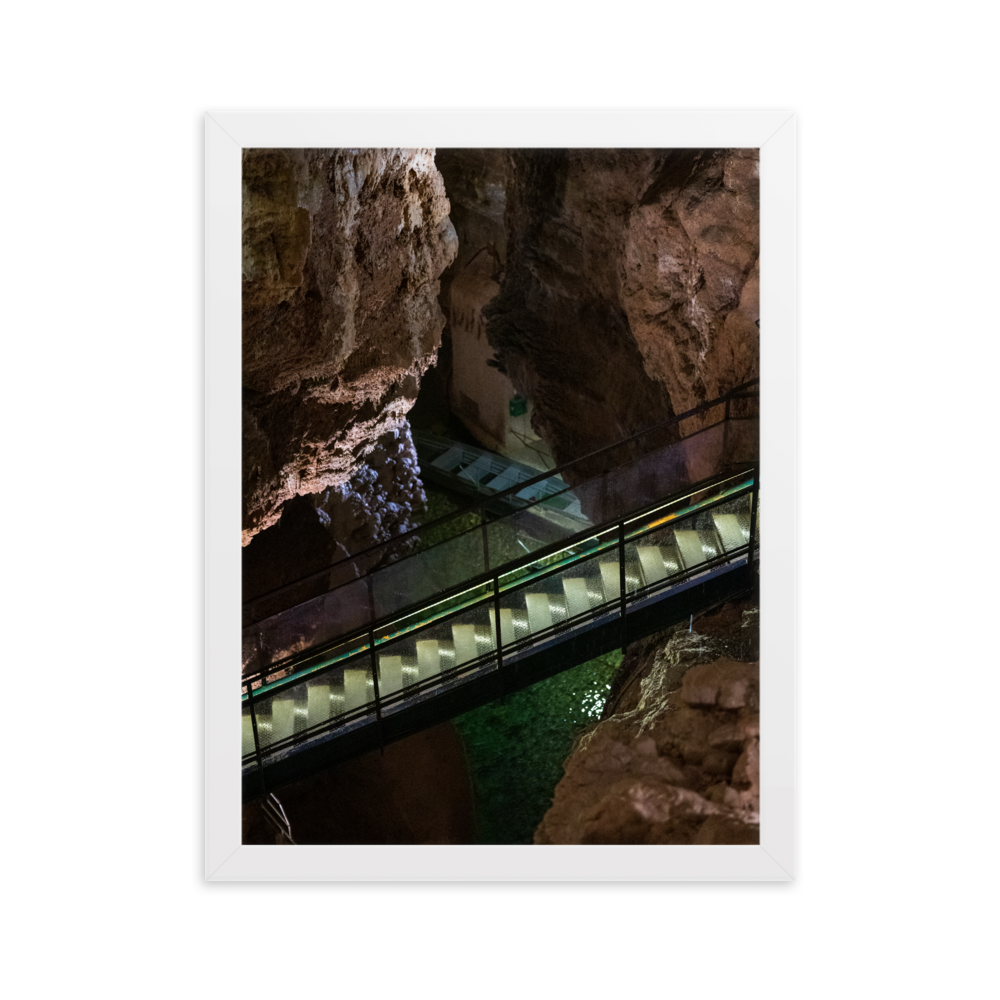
723,395,732,460
482,519,490,573
492,572,505,703
368,627,385,755
748,464,759,567
255,630,268,689
245,683,267,799
618,520,627,652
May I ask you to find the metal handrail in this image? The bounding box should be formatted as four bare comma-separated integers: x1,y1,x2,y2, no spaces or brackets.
260,793,297,845
243,378,759,614
243,471,758,768
243,466,755,692
245,571,752,763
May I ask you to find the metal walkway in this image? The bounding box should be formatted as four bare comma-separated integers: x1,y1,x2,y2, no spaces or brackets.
241,382,759,801
414,431,589,527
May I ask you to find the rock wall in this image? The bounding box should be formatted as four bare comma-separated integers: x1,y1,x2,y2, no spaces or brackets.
242,148,457,547
535,601,759,845
431,150,512,450
481,149,759,473
241,425,425,615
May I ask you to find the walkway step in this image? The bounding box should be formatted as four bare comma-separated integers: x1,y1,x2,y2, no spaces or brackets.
563,578,592,617
242,714,255,755
452,624,479,665
457,454,499,485
599,562,621,601
489,607,516,646
343,668,369,711
417,639,441,680
307,683,330,725
674,530,707,570
431,446,467,472
636,545,668,585
712,512,749,551
378,655,403,696
525,592,554,633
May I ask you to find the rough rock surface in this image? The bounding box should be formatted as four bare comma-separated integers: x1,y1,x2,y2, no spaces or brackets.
429,150,509,445
242,722,475,845
435,149,507,279
242,148,457,546
535,601,759,845
241,426,425,621
482,149,759,473
311,425,426,560
621,149,760,429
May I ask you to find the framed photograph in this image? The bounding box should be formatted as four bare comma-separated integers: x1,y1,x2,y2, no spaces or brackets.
205,111,795,880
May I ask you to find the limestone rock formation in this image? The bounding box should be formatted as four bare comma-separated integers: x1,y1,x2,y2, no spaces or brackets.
481,149,759,472
431,150,513,450
242,148,457,546
621,149,760,428
535,602,759,845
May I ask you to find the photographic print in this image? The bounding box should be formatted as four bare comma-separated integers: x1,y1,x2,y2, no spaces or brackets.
240,144,761,844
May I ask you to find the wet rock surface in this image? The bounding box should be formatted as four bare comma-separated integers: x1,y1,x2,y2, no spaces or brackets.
242,148,457,546
481,149,759,475
535,600,759,845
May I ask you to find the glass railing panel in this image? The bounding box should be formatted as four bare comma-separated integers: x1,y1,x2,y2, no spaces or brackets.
485,504,570,569
512,476,588,523
250,680,303,755
242,700,257,761
371,526,486,621
242,631,263,677
623,469,753,534
625,490,753,594
721,415,759,465
677,400,726,439
673,422,728,485
496,524,618,594
249,631,371,692
241,426,755,688
242,548,382,628
375,601,497,712
246,575,372,674
571,437,698,525
251,653,374,754
704,492,754,555
379,578,494,644
621,541,646,597
496,542,621,652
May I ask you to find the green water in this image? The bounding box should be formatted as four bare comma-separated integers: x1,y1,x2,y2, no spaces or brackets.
453,650,622,845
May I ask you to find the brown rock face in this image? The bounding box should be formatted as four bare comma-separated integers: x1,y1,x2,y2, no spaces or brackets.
242,722,475,845
481,149,759,471
431,150,512,449
535,602,759,845
242,148,457,545
621,149,760,424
